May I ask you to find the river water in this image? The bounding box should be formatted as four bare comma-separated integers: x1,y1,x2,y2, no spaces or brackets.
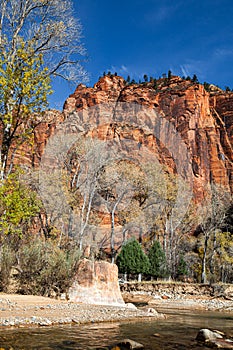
0,310,233,349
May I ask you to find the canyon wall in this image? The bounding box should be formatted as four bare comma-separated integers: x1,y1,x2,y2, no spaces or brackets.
32,75,232,203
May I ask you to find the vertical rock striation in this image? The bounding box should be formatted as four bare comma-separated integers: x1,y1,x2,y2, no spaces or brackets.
68,259,125,306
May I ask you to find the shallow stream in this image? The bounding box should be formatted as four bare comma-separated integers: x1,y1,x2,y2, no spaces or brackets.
1,310,233,349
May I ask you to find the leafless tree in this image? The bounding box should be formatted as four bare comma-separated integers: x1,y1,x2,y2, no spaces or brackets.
0,0,86,82
66,138,117,251
96,160,140,262
196,184,231,283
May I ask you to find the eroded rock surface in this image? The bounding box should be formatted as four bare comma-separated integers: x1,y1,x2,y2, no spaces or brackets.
68,259,125,306
10,75,232,203
62,76,233,201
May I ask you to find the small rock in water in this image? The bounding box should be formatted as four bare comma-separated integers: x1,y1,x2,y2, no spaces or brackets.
196,328,223,342
112,339,144,349
196,329,233,349
62,340,77,346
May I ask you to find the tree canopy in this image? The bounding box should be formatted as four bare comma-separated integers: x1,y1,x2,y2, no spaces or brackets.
0,41,52,178
0,0,86,179
148,240,168,279
0,170,41,236
116,237,149,275
0,0,86,83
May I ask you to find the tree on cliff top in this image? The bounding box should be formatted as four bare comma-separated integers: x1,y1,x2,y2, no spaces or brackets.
0,0,86,179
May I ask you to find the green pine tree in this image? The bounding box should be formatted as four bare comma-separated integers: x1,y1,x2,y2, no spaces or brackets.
203,82,210,92
116,237,149,280
176,255,188,279
192,74,198,83
148,240,168,279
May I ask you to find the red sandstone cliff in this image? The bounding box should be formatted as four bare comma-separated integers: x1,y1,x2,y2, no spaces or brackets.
62,76,233,200
29,75,233,202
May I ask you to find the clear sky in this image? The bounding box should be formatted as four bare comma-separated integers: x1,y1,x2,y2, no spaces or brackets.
49,0,233,109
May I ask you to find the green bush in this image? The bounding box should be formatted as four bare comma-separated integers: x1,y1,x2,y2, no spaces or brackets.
16,238,80,296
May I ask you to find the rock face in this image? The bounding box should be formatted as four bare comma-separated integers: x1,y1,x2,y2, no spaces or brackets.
10,75,233,202
61,75,233,201
68,259,125,306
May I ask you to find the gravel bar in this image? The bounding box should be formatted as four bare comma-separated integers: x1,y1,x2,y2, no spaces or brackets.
0,294,164,328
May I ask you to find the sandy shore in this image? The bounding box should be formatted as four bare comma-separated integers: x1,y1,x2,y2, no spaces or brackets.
1,293,233,328
0,293,164,328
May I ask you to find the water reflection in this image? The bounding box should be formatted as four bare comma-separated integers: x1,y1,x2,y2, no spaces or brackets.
0,311,233,349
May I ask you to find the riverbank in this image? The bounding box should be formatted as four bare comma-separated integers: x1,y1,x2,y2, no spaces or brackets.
121,281,233,313
123,292,233,313
1,292,233,329
0,293,164,328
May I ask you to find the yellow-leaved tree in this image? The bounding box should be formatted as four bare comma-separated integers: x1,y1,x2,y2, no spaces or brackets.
0,0,86,180
0,41,52,179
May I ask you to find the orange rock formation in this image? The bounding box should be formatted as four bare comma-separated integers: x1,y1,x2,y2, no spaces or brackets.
35,75,232,202
9,75,232,203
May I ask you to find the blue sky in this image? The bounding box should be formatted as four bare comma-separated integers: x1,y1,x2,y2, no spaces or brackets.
49,0,233,109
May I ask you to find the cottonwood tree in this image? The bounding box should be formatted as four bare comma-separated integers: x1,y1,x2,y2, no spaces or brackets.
137,167,192,279
65,138,114,251
0,0,86,179
214,231,233,282
196,185,231,283
97,160,143,262
111,159,189,274
0,169,41,237
160,175,193,278
126,161,167,240
126,161,188,278
0,0,85,82
0,42,52,179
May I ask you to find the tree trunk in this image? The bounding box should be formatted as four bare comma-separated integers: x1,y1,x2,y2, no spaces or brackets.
209,230,217,278
111,210,115,263
201,232,209,283
0,129,11,181
138,273,142,282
